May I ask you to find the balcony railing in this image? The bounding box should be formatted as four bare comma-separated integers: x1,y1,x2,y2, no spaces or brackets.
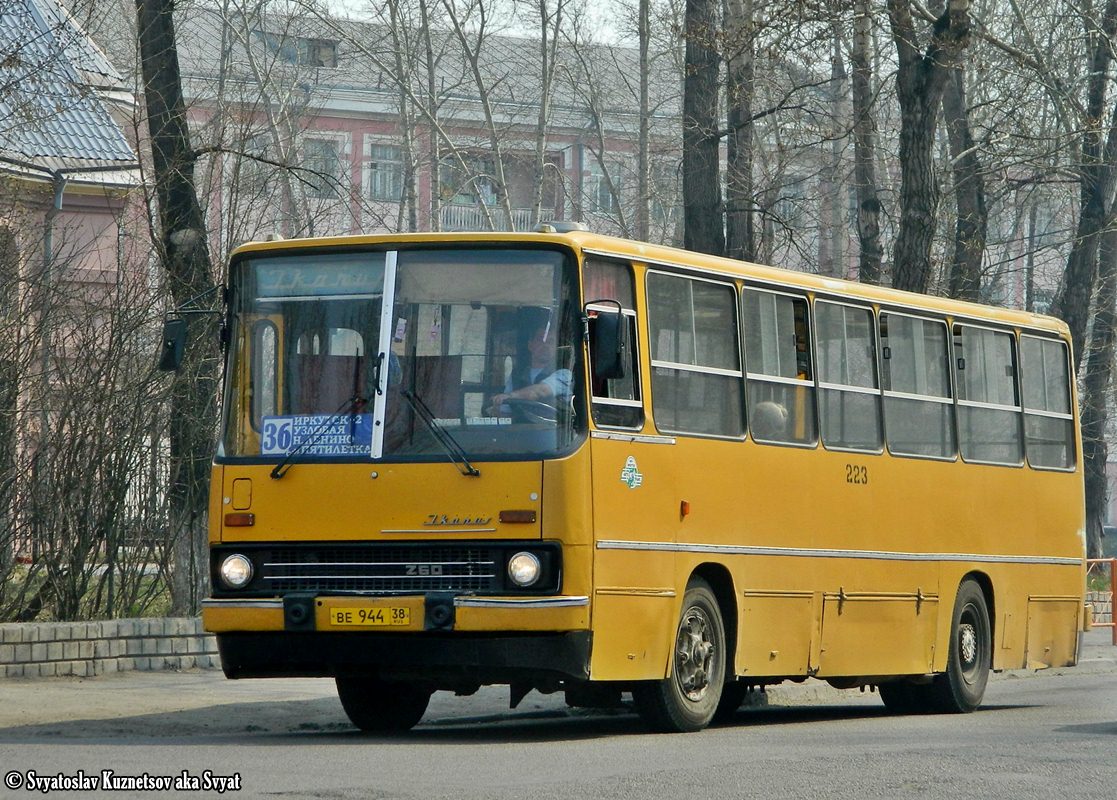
439,204,554,232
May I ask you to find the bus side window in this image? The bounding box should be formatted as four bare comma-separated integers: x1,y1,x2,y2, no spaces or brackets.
1020,335,1075,470
648,272,744,438
955,324,1022,465
743,288,817,446
815,300,882,453
585,259,643,429
880,312,955,459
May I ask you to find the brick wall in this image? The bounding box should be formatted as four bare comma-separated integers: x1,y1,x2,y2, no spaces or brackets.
0,618,219,678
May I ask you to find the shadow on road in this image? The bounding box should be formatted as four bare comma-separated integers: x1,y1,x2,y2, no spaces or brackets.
0,695,917,746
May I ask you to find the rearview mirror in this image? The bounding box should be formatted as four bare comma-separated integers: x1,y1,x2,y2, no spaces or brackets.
586,301,629,380
157,318,188,371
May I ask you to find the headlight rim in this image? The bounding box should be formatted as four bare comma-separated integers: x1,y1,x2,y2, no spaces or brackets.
506,550,542,588
219,553,254,589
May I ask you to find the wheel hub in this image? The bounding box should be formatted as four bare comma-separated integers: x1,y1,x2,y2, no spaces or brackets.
959,622,977,667
676,609,715,701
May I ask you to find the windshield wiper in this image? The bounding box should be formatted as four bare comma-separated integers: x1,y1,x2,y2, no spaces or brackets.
271,393,363,480
400,388,480,477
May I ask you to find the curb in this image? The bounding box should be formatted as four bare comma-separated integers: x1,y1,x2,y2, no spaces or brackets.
0,618,220,678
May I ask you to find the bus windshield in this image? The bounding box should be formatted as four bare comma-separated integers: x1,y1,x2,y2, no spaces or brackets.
220,246,583,462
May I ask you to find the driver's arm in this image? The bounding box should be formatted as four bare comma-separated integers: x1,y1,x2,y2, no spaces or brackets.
488,381,552,412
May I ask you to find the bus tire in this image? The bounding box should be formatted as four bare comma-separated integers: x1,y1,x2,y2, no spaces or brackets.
712,680,749,724
633,578,726,733
335,676,432,732
930,579,991,713
879,681,920,714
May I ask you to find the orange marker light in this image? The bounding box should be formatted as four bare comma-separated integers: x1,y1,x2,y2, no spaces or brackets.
224,512,256,527
680,500,691,519
499,510,537,524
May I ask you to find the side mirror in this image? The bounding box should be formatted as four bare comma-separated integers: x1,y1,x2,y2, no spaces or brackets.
158,318,188,371
587,301,628,380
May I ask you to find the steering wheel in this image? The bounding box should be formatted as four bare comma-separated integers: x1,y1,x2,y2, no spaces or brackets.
504,397,558,424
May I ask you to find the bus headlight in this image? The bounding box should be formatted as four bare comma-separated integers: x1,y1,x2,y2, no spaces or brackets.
219,554,254,589
507,551,541,587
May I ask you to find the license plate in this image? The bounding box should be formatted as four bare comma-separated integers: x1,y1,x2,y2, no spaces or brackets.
328,606,411,627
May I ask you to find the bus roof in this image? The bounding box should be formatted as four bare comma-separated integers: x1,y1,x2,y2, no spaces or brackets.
229,230,1069,337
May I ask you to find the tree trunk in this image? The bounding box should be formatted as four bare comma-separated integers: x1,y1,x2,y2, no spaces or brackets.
819,20,846,277
724,0,754,262
1050,0,1117,372
887,0,971,294
683,0,724,256
943,66,986,301
636,0,651,241
851,0,883,284
136,0,219,615
1081,225,1117,560
387,0,419,232
531,0,563,229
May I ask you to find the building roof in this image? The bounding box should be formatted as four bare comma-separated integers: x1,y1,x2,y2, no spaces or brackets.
0,0,137,181
173,5,681,137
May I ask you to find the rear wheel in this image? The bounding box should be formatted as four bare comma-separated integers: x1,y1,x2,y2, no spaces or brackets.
878,580,991,715
929,579,991,712
335,677,432,732
633,578,726,733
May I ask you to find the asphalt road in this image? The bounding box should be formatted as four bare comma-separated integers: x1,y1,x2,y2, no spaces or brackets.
0,636,1114,800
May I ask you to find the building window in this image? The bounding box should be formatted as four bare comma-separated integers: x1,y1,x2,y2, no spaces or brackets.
586,156,622,213
304,137,344,200
366,143,403,202
254,30,338,67
299,38,338,68
440,157,497,206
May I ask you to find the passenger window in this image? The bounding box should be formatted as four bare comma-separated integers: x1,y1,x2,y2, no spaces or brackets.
648,272,743,437
816,301,882,452
585,258,642,429
880,313,955,459
743,288,816,445
955,325,1022,465
1020,336,1075,469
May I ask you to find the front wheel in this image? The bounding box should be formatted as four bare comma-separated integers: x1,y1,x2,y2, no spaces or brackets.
335,677,433,732
633,578,726,732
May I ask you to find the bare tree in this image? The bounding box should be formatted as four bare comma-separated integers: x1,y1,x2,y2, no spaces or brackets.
942,64,986,300
136,0,219,614
886,0,970,294
682,0,724,255
1049,0,1117,371
851,0,883,284
724,0,754,261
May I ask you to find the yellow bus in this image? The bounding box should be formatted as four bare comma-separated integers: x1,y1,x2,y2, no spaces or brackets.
190,227,1086,733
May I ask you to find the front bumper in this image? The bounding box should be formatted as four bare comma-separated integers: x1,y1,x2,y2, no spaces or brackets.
215,629,593,681
202,594,589,634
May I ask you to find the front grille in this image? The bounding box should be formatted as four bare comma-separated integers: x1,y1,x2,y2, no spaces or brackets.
261,545,498,593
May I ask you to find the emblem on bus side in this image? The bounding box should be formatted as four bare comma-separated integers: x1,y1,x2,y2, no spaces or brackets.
424,514,493,526
620,456,644,489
